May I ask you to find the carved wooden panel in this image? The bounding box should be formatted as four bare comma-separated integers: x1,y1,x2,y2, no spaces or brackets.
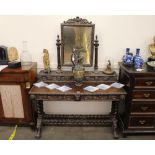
34,94,120,101
0,85,24,118
38,70,118,82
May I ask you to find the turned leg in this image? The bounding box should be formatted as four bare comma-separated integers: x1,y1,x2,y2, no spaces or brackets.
35,100,44,139
110,102,115,115
30,95,37,130
112,101,119,139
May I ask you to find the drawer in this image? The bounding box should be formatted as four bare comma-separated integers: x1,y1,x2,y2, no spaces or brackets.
129,116,155,128
131,102,155,114
0,73,28,82
134,78,155,88
132,91,155,99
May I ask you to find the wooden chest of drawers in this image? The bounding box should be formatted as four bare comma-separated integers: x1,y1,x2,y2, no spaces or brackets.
118,62,155,136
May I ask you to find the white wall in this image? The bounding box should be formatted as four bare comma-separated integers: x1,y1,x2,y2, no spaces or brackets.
1,15,155,114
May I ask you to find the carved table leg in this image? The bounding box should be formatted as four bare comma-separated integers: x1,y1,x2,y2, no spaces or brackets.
112,101,119,139
35,100,44,139
110,102,115,115
30,95,37,131
112,95,125,139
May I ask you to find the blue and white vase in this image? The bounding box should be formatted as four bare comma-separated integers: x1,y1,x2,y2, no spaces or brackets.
134,48,143,69
122,48,133,66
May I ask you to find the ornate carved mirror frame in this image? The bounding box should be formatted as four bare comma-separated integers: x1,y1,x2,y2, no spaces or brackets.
56,17,99,72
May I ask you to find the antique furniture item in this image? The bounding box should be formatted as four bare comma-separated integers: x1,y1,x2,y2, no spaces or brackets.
57,17,99,71
61,17,94,66
29,70,126,139
0,46,8,65
0,62,37,125
119,62,155,136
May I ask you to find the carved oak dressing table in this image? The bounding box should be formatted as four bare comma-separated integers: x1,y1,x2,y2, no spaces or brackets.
29,17,126,139
29,70,126,139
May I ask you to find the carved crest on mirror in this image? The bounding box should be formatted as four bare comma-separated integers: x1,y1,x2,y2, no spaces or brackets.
63,16,92,24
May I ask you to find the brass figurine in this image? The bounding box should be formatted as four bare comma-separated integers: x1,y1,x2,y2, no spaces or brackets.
148,36,155,61
7,47,19,62
71,48,84,68
71,48,85,86
43,49,51,73
103,60,114,75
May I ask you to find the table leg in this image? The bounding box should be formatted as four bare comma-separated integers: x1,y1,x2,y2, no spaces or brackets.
112,101,119,139
111,102,115,115
35,100,43,139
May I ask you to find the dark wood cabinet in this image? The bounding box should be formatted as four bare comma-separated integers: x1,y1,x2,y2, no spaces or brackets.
118,62,155,135
0,63,37,125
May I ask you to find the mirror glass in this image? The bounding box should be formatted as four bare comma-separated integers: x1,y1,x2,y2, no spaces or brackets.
61,18,94,66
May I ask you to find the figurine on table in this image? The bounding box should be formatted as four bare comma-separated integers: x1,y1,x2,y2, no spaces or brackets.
8,47,19,62
103,60,114,75
71,48,85,86
7,47,21,68
43,49,51,73
71,48,84,69
148,36,155,61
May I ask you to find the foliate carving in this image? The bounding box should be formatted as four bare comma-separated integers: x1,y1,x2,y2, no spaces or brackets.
120,94,125,100
38,70,117,82
81,95,120,101
85,76,117,81
36,95,75,101
39,75,117,82
35,94,120,101
43,114,112,126
30,94,36,100
75,92,81,101
64,16,92,25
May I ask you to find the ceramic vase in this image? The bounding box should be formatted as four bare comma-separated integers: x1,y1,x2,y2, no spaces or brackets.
134,48,143,69
122,48,133,66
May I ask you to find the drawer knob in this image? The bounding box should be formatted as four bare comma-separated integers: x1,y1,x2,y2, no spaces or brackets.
145,81,153,86
144,93,150,98
140,106,149,111
139,120,146,125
